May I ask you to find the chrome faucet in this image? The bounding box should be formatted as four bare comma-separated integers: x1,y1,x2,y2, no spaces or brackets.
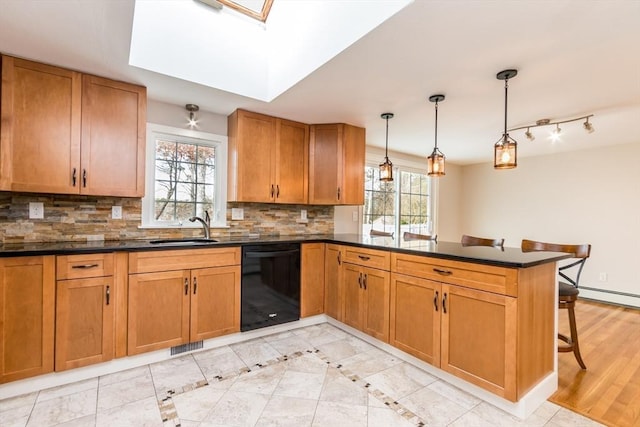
189,210,211,239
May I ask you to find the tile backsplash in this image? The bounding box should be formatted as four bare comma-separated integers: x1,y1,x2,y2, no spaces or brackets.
0,193,334,243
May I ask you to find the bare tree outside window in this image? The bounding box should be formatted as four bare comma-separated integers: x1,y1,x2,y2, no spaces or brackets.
154,139,215,222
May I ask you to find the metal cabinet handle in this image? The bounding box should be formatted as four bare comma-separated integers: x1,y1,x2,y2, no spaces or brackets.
276,185,280,198
82,169,87,187
184,278,189,295
337,251,341,265
433,268,453,276
434,290,438,311
106,285,110,305
358,255,370,261
337,187,341,200
363,273,367,290
443,292,448,314
358,272,362,288
271,184,275,198
193,277,197,294
72,168,77,186
71,264,99,269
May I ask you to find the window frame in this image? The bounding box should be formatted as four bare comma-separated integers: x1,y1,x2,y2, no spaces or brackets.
142,123,228,229
362,153,437,237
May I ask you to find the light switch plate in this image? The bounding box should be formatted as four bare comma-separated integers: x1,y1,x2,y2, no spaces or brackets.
301,210,307,220
112,206,123,219
29,202,44,219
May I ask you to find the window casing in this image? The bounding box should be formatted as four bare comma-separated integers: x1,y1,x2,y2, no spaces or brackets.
363,164,434,237
142,124,227,228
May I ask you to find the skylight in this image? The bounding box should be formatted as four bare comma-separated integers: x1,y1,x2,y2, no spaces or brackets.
129,0,412,102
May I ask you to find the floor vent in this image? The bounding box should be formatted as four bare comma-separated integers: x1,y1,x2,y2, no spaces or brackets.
171,340,203,356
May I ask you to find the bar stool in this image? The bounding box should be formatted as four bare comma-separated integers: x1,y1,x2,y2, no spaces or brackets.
521,239,591,369
461,234,504,248
370,229,394,238
403,231,437,242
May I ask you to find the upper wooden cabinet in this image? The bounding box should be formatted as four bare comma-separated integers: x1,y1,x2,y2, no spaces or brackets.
309,123,365,205
227,109,309,204
0,55,146,197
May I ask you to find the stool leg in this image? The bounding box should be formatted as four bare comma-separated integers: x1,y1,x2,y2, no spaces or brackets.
567,303,587,369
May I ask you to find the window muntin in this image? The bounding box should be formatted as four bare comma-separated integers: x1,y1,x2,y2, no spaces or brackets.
399,170,431,235
363,166,396,235
143,124,227,228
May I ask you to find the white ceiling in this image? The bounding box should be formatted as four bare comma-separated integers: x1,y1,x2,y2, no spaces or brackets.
1,0,639,166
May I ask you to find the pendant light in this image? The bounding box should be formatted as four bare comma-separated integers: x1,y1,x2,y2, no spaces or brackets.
379,113,394,182
427,94,446,177
494,69,518,169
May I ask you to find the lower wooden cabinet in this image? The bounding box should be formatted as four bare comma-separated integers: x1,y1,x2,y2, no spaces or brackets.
324,244,343,321
0,256,55,383
127,248,241,355
301,243,325,317
343,263,390,342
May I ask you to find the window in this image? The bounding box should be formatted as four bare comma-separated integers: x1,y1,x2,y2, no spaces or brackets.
142,124,227,228
363,165,433,236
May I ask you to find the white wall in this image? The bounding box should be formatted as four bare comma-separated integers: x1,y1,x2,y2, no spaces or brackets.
458,142,640,306
435,163,463,242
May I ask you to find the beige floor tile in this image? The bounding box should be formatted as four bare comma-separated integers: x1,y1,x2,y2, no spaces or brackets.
27,388,97,427
229,364,286,395
367,406,415,427
36,378,98,403
319,367,368,406
171,385,225,422
95,395,163,427
202,390,269,426
284,352,329,374
97,368,156,411
546,407,605,426
399,386,468,426
273,370,326,400
193,345,248,380
426,380,482,410
149,355,206,397
254,395,317,427
338,347,401,378
230,338,282,367
268,335,315,355
311,401,367,427
99,365,150,387
365,362,436,400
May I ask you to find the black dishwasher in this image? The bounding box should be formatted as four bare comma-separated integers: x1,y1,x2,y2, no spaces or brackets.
241,243,300,331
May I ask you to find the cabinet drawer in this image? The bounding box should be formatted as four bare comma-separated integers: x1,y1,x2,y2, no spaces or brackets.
129,247,241,274
57,254,114,279
342,246,390,270
391,252,518,297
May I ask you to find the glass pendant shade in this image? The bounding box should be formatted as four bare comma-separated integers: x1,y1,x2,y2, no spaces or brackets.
494,134,517,169
379,157,393,181
427,147,445,176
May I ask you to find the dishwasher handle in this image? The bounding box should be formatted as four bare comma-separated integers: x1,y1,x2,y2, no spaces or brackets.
244,249,300,258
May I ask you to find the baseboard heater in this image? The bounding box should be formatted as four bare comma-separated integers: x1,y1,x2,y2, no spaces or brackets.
171,340,203,356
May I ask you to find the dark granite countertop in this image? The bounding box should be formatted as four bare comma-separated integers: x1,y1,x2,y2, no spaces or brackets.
0,233,570,268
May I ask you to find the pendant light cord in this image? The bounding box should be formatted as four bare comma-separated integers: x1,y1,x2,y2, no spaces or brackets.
434,100,439,149
385,116,390,158
503,78,509,137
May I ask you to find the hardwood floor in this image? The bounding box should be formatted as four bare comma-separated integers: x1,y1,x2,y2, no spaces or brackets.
550,299,640,427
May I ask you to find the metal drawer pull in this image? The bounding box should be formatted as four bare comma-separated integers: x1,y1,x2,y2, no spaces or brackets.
433,268,453,276
193,277,197,294
184,278,189,295
358,273,363,288
72,264,99,269
434,291,438,311
337,251,342,265
72,168,77,186
358,255,371,261
106,285,110,305
363,274,367,290
443,292,448,313
82,169,87,187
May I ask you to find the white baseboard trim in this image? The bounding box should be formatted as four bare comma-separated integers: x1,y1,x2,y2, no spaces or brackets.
326,318,557,420
0,315,326,401
579,287,640,308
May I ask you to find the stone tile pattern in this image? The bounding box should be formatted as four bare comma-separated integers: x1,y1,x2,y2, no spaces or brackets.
0,323,604,427
0,193,334,243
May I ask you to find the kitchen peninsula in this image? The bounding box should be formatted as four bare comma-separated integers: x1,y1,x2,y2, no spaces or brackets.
0,234,568,418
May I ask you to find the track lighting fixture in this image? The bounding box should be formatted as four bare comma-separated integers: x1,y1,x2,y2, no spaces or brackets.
508,114,595,142
379,113,394,182
494,69,518,169
427,94,446,177
186,104,199,128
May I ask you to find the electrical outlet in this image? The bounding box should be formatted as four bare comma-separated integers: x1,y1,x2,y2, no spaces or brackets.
112,206,123,219
598,272,608,282
301,210,307,220
29,202,44,219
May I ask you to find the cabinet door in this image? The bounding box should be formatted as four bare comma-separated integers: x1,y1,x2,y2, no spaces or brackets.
0,256,55,383
0,56,81,193
55,277,114,371
227,110,276,202
390,273,441,366
440,283,517,401
128,270,190,355
340,124,365,205
301,243,324,317
309,124,341,204
361,266,390,342
324,244,343,321
342,263,363,330
190,265,240,341
81,75,146,197
275,119,309,204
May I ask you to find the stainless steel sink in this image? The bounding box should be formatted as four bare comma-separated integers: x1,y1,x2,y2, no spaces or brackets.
149,238,218,245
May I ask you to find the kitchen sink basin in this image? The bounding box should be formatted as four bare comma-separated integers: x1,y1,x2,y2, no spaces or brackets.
149,238,218,245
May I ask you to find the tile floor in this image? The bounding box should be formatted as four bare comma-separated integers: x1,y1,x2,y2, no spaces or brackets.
0,323,603,427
